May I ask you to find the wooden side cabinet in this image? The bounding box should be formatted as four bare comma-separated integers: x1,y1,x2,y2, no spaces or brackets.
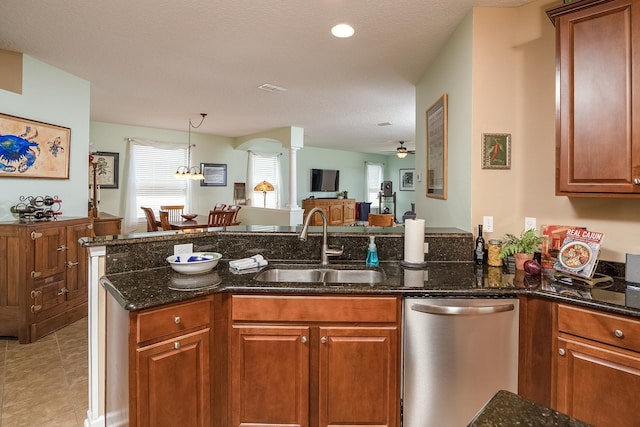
105,296,213,427
229,295,400,427
548,0,640,196
0,217,92,343
91,212,122,236
553,303,640,426
302,199,357,226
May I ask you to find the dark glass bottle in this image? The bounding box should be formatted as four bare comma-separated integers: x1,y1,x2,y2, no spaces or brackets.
474,224,485,265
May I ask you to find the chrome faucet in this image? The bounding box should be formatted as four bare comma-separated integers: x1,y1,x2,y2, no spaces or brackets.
299,207,343,265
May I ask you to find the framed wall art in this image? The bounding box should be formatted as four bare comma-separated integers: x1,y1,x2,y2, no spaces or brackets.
89,151,119,188
426,94,448,199
0,113,71,179
399,168,415,191
233,182,247,204
200,163,227,187
482,133,511,169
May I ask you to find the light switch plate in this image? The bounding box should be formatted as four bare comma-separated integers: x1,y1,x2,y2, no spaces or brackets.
174,243,193,255
524,217,536,231
483,216,494,233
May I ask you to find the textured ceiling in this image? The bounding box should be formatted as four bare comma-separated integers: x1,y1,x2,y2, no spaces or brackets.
0,0,532,154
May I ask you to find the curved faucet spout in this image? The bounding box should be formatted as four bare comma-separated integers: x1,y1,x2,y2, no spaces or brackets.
299,207,343,265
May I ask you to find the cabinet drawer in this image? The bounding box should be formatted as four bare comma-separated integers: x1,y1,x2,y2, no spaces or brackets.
136,298,211,343
557,304,640,352
231,295,398,323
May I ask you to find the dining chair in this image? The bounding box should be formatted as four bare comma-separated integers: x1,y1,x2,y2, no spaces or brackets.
225,205,242,225
140,206,159,232
160,205,184,222
159,210,172,231
213,203,226,211
367,213,395,227
207,209,235,227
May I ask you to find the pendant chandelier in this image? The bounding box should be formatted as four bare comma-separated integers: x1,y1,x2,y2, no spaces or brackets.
174,113,207,180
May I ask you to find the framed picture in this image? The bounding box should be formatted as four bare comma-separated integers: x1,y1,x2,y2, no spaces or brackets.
233,182,247,204
89,151,119,188
482,133,511,169
0,113,71,179
200,163,227,187
399,168,415,191
426,94,448,199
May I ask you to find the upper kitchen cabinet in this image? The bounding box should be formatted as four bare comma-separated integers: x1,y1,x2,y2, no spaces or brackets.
548,0,640,197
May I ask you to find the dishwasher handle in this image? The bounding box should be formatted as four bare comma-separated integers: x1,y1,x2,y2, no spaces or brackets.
411,302,515,316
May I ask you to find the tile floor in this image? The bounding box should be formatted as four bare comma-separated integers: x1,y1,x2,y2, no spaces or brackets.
0,317,88,427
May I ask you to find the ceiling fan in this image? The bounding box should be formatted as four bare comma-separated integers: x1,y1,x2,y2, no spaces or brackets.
395,141,415,158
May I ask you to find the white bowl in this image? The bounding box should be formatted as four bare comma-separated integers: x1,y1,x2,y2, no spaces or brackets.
558,241,592,271
166,252,222,275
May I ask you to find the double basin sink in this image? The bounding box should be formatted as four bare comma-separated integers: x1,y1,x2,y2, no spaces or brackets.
254,265,385,284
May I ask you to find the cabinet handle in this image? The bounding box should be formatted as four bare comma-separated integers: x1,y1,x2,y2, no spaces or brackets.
31,304,42,313
559,348,566,356
31,271,42,279
66,261,79,268
57,288,69,296
30,231,43,240
174,342,180,350
321,336,327,344
174,316,181,324
57,245,68,252
615,329,624,338
301,336,307,344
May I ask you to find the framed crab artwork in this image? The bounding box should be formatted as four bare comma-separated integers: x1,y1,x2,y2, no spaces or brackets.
0,113,71,179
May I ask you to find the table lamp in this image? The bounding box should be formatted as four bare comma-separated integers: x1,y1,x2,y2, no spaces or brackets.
254,180,274,208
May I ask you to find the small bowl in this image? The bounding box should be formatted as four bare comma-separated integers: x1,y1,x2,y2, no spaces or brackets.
181,213,198,220
558,241,592,271
166,252,222,275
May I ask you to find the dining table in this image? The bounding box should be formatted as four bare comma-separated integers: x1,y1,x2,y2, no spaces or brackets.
157,214,211,230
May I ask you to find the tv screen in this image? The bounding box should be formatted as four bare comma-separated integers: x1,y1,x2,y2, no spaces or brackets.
311,168,340,192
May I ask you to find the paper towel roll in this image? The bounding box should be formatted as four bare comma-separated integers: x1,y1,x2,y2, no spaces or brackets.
404,219,425,264
404,268,426,287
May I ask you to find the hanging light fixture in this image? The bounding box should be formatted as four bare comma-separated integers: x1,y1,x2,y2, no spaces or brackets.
175,113,207,180
397,141,408,159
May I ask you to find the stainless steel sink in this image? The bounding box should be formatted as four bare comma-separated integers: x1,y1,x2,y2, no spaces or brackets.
254,266,385,284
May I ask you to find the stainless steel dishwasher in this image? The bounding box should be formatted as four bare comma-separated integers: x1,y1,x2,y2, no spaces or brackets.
402,298,519,427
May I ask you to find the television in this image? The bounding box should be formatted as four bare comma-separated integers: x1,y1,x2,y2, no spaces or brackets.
311,168,340,192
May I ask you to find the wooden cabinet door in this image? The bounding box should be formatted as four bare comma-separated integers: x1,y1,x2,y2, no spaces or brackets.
231,325,310,427
554,0,640,195
30,225,66,280
318,326,398,427
64,221,90,303
136,329,211,427
328,204,343,225
556,335,640,427
343,202,356,224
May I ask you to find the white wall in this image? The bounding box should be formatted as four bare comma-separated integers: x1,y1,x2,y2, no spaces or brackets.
0,55,90,221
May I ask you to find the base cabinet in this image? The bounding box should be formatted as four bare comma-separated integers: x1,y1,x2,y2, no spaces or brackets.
106,296,212,427
554,304,640,426
302,199,357,226
230,295,400,427
0,217,92,343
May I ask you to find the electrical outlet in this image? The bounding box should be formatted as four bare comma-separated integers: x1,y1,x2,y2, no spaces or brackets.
483,216,494,233
423,242,429,254
524,217,537,231
174,243,193,255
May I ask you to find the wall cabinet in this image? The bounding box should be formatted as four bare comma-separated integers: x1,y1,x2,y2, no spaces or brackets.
229,295,400,427
302,199,356,225
105,296,212,427
553,304,640,426
548,0,640,196
0,217,92,343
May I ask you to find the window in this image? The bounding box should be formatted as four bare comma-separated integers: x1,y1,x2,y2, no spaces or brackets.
248,151,281,208
133,143,188,218
365,162,384,206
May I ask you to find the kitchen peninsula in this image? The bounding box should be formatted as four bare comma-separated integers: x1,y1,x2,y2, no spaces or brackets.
84,226,640,427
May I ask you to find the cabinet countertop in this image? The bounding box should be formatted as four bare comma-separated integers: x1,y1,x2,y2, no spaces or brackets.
100,261,640,318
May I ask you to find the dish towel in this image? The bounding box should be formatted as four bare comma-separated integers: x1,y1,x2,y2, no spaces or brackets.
229,254,268,271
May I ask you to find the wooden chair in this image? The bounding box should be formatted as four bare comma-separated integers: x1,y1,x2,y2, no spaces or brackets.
159,210,172,230
225,205,242,225
140,206,159,232
160,205,184,222
368,213,395,227
207,209,235,227
213,203,226,211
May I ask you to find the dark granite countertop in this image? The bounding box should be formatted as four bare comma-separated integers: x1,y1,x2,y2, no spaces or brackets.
467,390,593,427
100,259,640,317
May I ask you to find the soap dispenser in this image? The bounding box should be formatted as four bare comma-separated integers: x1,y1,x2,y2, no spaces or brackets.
366,236,379,267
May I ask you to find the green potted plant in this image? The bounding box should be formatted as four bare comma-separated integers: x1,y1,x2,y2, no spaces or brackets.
499,228,546,270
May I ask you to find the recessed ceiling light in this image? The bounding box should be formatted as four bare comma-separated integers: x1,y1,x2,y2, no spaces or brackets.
331,23,355,38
